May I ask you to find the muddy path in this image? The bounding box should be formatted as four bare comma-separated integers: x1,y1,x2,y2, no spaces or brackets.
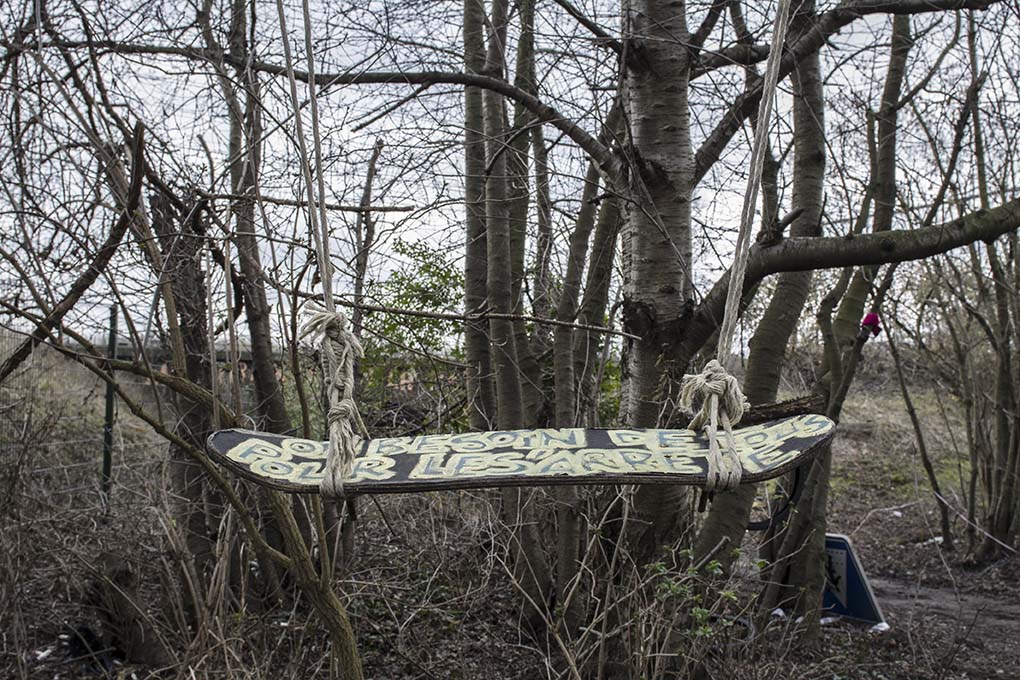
871,575,1020,634
869,575,1020,676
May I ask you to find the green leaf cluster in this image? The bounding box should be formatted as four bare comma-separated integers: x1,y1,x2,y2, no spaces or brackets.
365,238,464,354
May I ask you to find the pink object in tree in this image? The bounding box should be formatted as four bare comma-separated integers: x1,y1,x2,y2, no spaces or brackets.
861,313,882,336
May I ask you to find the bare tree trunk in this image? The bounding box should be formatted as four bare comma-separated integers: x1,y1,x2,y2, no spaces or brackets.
553,174,599,627
941,301,980,552
555,104,623,432
482,0,552,625
621,0,695,564
265,491,364,680
546,104,623,633
979,241,1015,559
199,0,291,600
506,0,543,425
757,13,911,628
352,140,384,340
574,195,622,426
763,269,895,643
531,122,554,346
463,0,496,432
150,192,219,616
198,0,292,434
482,0,521,429
966,19,1017,557
758,19,910,640
550,128,607,633
230,105,290,433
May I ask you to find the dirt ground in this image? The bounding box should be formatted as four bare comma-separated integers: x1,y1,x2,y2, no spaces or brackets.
815,387,1020,680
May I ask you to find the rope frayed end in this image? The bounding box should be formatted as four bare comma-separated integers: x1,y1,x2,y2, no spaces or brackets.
300,305,367,499
679,359,748,494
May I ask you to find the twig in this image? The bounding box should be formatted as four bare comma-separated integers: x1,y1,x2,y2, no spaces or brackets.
196,189,415,213
296,291,641,340
694,535,731,572
849,501,922,537
0,122,145,384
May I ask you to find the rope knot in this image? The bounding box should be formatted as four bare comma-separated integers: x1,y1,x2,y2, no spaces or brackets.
321,313,349,340
679,359,748,493
328,400,358,424
300,303,367,499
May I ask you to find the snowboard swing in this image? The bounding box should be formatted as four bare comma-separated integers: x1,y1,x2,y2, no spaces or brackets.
206,414,834,498
205,0,828,512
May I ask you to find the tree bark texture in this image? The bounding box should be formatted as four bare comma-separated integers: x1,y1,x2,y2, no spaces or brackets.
483,0,552,621
463,0,497,431
150,192,219,604
507,0,543,424
621,0,695,564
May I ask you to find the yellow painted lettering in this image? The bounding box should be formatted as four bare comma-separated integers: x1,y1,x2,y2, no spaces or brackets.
580,450,624,474
229,442,287,463
536,429,586,448
351,456,396,481
619,449,654,471
525,448,557,461
663,454,700,474
369,438,415,456
484,452,530,475
449,453,491,475
409,453,447,479
538,452,579,475
292,461,325,482
607,430,651,447
448,433,492,452
657,431,697,449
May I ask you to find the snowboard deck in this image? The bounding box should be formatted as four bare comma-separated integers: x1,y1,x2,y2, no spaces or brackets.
206,414,834,494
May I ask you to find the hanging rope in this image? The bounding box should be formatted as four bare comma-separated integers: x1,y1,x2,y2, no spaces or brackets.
680,0,793,494
301,305,368,498
275,0,368,497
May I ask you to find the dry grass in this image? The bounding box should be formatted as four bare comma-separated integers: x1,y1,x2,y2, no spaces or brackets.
1,345,1017,679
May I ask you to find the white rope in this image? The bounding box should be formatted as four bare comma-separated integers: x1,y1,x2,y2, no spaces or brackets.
679,360,748,491
274,0,333,307
301,305,367,498
276,0,370,496
681,0,793,494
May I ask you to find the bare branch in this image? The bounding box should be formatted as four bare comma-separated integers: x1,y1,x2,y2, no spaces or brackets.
549,0,624,57
296,292,642,341
8,37,622,183
673,198,1020,365
0,123,145,384
693,0,1002,183
196,190,416,213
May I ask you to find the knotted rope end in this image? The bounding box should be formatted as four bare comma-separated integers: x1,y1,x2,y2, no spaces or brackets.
299,305,367,499
679,359,748,496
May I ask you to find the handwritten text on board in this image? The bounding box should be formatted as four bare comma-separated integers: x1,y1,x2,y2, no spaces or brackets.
221,416,833,486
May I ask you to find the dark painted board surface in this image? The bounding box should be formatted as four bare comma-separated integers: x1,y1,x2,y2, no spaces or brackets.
206,414,835,494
